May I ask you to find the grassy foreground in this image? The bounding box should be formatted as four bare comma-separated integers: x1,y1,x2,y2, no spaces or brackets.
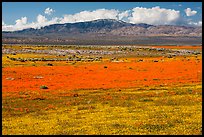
2,83,202,135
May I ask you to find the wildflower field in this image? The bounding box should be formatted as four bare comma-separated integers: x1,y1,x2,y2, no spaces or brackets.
2,44,202,135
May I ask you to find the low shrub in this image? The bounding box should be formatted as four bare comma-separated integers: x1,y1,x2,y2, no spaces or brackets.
47,63,53,66
40,85,48,89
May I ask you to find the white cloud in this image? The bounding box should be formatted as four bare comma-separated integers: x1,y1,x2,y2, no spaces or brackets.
188,21,202,26
35,16,59,29
2,25,15,31
3,17,29,31
178,4,182,7
128,6,181,25
37,14,47,24
118,10,130,20
197,21,202,26
2,15,59,31
15,16,27,26
2,20,5,26
60,9,119,23
44,7,55,15
184,8,197,16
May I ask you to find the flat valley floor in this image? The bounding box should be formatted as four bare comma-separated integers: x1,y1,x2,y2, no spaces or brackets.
2,44,202,135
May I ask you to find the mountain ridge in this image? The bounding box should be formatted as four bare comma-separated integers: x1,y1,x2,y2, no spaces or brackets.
2,19,202,45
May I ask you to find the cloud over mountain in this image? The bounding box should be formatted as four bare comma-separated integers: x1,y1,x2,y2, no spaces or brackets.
2,6,202,32
60,9,119,24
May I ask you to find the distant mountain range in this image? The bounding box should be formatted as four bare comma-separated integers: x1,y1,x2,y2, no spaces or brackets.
2,19,202,45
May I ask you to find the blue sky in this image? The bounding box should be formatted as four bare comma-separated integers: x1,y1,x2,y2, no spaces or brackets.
2,2,202,31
